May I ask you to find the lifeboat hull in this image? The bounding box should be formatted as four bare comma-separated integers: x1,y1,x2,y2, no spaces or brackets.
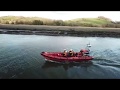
41,52,94,63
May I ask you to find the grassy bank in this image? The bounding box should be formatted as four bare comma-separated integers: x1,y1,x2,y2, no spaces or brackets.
1,24,120,31
0,24,120,37
0,16,120,37
0,16,120,28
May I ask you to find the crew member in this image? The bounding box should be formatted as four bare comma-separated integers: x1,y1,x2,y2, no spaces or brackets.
69,49,74,57
63,49,67,57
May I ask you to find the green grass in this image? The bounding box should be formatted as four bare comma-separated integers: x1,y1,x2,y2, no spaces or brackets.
65,18,112,26
0,16,118,28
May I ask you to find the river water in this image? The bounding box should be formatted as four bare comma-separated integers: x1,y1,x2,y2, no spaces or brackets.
0,34,120,79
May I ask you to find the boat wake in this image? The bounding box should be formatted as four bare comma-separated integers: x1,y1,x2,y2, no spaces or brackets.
41,60,93,70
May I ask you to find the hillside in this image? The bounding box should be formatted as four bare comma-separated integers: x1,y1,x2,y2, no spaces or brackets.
0,16,119,28
64,16,112,27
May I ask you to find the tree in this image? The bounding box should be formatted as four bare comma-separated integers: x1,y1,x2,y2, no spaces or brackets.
32,20,43,25
53,20,64,26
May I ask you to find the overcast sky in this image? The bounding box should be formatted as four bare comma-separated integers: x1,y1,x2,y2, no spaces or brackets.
0,11,120,21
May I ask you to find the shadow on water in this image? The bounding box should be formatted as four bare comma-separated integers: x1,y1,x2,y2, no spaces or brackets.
41,61,93,71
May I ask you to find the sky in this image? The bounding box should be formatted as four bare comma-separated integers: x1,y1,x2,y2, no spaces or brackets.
0,11,120,21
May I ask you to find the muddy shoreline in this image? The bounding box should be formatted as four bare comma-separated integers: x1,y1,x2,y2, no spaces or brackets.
0,24,120,37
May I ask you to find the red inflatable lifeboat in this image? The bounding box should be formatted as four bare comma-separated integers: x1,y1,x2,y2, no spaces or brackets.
41,43,93,63
41,49,93,63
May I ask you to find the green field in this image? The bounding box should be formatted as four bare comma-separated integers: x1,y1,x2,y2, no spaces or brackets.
64,17,112,27
0,16,119,28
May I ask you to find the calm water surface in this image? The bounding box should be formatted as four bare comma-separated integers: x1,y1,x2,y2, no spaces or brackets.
0,34,120,79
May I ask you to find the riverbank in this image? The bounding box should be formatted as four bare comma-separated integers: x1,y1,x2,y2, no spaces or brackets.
0,24,120,37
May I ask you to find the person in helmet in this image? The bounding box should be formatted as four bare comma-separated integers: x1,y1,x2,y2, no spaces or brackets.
63,49,68,57
80,49,84,56
69,49,74,57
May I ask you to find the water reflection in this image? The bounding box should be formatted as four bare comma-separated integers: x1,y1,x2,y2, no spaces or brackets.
41,61,93,71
